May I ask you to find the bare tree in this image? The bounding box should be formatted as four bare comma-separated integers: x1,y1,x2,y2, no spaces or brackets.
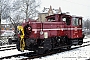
12,0,40,22
0,0,11,35
84,19,90,29
9,16,20,34
7,0,40,35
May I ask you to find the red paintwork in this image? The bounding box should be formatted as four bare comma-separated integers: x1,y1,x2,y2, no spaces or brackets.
21,14,83,40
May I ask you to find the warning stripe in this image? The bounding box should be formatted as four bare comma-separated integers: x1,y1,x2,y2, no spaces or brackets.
32,28,82,31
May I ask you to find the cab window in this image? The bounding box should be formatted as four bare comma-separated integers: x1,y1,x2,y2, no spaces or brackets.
62,17,71,25
47,17,55,22
72,18,79,26
79,19,82,25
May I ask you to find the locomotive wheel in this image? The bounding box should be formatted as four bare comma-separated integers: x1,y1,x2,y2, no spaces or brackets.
60,36,68,45
35,38,52,54
35,48,45,54
67,46,71,50
44,38,52,51
65,37,71,49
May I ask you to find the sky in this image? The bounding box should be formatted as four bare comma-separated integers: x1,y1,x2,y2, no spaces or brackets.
39,0,90,19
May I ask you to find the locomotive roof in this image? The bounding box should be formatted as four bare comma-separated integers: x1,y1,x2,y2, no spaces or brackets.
72,15,82,18
45,13,70,18
45,13,82,18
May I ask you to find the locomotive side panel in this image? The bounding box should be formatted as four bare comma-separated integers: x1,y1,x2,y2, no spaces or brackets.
64,25,71,38
70,26,83,39
70,17,83,39
42,22,65,38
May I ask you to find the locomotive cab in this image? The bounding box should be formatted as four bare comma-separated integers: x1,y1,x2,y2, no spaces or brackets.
62,14,83,45
71,17,83,45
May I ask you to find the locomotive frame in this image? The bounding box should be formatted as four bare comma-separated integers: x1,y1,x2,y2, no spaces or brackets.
16,13,84,54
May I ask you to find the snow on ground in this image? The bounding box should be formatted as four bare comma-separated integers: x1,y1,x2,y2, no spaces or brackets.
0,49,33,58
0,35,90,60
33,46,90,60
33,36,90,60
0,44,16,48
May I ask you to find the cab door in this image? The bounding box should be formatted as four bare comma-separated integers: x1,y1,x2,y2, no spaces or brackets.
71,17,82,39
62,15,72,38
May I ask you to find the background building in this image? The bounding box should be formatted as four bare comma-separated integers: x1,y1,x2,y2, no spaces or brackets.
37,13,48,22
1,19,14,34
37,6,61,22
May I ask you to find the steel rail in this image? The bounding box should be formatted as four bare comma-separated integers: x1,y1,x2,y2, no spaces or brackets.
22,41,90,60
0,41,90,60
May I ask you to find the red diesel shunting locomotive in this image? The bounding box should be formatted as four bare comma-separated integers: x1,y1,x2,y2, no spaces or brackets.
16,7,84,54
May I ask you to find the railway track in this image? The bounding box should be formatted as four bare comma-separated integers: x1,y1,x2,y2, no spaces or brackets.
22,41,90,60
0,44,16,51
0,40,90,60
